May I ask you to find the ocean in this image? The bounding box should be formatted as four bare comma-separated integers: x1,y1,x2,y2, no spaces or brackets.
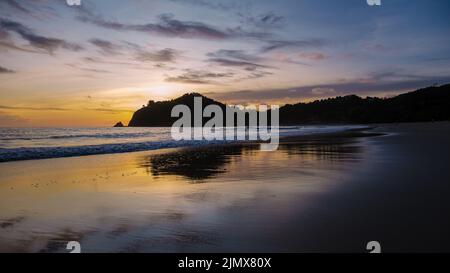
0,126,364,162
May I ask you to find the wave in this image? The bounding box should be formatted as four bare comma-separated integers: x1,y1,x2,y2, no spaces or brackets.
0,131,167,141
0,127,302,141
1,133,151,141
0,140,223,162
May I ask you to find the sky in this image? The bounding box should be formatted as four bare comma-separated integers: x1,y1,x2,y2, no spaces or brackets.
0,0,449,127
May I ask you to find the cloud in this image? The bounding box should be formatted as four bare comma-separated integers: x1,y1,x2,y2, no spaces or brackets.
207,58,274,80
364,44,389,52
0,18,83,54
270,53,311,66
239,11,284,29
0,27,41,53
205,74,450,103
243,70,273,80
353,70,439,84
207,49,274,70
83,108,134,113
0,65,15,73
257,12,284,27
0,104,132,114
81,56,153,71
311,87,336,95
76,5,273,41
0,0,60,20
86,38,179,65
208,48,309,69
207,49,262,63
206,49,274,80
135,48,178,63
299,52,328,61
0,40,40,53
426,57,450,62
78,11,230,40
261,39,327,53
0,105,69,111
165,70,234,84
89,38,123,55
168,0,247,12
0,111,29,127
169,1,282,29
207,58,270,70
66,63,112,74
0,28,9,40
2,0,31,15
153,63,176,70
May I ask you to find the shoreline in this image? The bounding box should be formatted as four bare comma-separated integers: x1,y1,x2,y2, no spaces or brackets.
0,124,385,164
4,120,448,164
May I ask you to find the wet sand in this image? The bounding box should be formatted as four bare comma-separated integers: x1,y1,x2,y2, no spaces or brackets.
0,122,449,252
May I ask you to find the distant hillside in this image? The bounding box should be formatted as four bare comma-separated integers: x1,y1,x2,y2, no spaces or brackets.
128,84,450,127
128,93,227,127
279,84,450,124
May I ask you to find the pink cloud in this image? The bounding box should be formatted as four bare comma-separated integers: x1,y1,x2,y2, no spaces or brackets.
299,52,328,61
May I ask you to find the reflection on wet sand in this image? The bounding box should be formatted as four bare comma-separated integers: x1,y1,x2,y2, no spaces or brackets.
143,145,250,181
141,136,365,182
0,133,369,252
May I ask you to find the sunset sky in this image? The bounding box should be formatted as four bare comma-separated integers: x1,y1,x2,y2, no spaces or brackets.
1,0,449,127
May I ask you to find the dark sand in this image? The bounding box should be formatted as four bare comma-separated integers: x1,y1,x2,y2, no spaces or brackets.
291,122,450,252
0,122,449,252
